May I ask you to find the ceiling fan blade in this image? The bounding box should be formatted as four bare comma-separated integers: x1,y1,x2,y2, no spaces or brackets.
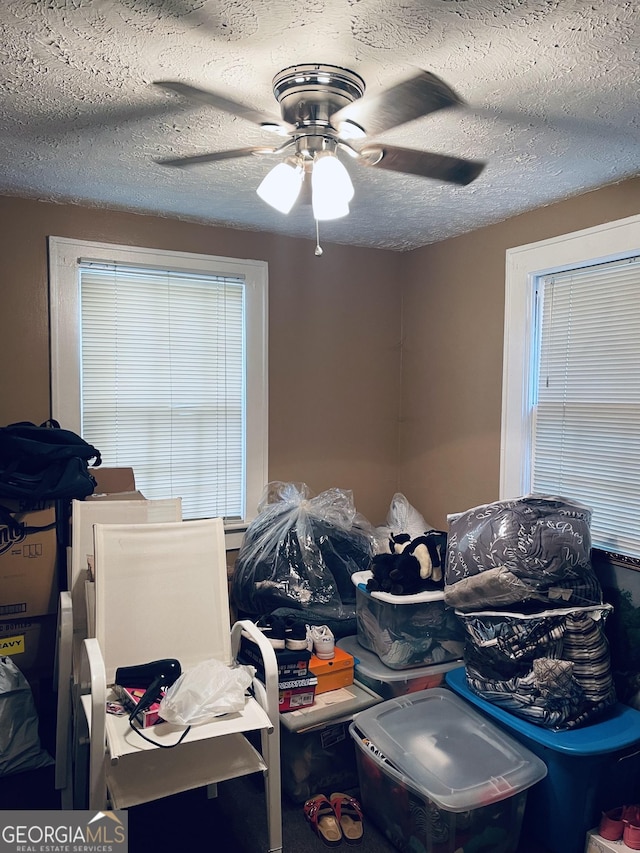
331,70,463,137
358,144,485,186
156,146,278,168
153,81,292,132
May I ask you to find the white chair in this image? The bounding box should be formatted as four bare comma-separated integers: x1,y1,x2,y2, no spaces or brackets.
54,497,182,807
79,518,282,853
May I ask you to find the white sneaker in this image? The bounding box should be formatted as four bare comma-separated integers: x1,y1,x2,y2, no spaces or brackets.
310,625,335,659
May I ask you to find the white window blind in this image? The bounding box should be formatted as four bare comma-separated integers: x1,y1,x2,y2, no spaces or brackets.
532,256,640,558
79,263,245,521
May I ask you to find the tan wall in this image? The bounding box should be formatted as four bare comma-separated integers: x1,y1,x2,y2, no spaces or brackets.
2,177,638,530
398,176,640,529
0,196,401,525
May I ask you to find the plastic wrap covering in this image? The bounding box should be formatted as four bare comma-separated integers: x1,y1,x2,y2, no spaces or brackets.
232,482,375,617
445,495,603,611
0,656,53,776
457,604,616,729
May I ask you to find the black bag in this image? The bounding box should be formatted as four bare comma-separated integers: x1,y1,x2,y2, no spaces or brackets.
0,420,102,507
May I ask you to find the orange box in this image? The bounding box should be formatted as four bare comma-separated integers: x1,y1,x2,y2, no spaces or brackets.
309,647,354,694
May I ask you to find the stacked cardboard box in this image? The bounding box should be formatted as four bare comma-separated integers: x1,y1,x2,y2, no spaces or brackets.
0,500,59,676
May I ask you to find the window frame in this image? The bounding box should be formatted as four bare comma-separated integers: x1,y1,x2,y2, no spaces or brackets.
500,213,640,560
48,236,269,549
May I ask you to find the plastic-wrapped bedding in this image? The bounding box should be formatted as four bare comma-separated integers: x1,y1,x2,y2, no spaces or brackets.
445,495,603,611
457,604,617,729
231,482,375,617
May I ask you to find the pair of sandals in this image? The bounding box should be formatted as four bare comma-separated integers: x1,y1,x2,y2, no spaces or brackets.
304,792,364,846
600,805,640,849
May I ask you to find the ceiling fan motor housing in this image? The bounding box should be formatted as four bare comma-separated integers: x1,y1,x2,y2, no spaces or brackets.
273,64,365,132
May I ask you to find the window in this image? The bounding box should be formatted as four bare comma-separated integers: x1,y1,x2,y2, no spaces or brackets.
49,237,268,543
501,213,640,561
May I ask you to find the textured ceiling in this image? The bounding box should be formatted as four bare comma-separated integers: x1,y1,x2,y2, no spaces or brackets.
0,0,638,251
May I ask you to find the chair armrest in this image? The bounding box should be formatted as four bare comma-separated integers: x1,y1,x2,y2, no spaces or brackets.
80,637,109,809
232,619,279,723
79,638,107,744
54,591,74,790
55,591,73,693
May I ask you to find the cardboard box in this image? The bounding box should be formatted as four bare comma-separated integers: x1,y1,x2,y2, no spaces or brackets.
279,675,317,712
0,615,57,674
0,505,59,618
69,467,145,546
87,467,145,500
309,647,354,694
584,828,631,852
238,633,311,681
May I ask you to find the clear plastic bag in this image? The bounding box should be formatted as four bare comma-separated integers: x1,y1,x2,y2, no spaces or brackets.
158,659,255,726
458,604,616,729
0,656,53,776
231,482,375,616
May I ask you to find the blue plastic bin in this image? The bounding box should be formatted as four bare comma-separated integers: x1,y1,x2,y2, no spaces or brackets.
446,667,640,853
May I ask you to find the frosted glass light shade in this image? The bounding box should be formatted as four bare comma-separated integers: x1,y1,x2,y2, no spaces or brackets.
311,153,354,220
256,161,304,214
311,191,350,221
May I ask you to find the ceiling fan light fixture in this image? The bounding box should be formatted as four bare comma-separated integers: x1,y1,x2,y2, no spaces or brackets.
336,119,367,140
256,158,304,214
311,151,354,220
312,192,350,221
260,122,290,137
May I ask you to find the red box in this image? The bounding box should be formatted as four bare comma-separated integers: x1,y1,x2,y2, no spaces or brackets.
278,675,317,712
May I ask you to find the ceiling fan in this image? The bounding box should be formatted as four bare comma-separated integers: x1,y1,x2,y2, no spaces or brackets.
154,64,485,223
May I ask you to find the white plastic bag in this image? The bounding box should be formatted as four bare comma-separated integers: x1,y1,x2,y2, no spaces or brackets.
373,493,433,552
158,659,255,726
387,493,432,539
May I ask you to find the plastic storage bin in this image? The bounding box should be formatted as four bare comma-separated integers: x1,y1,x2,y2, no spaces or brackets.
337,634,463,699
279,680,381,803
351,571,464,669
280,721,358,803
350,688,547,853
446,666,640,853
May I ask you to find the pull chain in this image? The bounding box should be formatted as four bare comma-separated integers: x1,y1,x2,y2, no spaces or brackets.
314,219,323,256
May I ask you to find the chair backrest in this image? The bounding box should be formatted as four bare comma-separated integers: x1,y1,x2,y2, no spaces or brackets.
92,518,230,684
70,497,183,592
69,497,183,671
